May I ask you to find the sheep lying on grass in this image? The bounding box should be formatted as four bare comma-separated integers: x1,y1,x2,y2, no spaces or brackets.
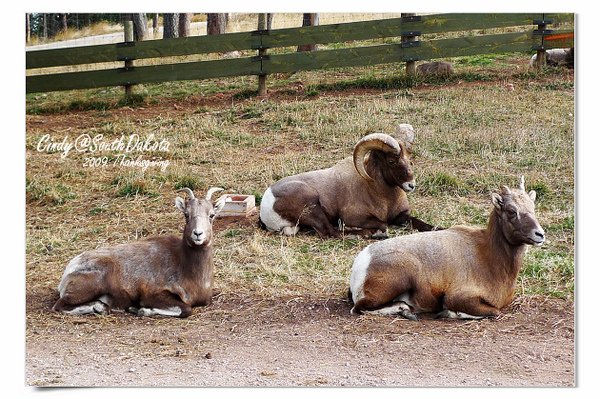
530,48,574,68
53,187,225,318
349,177,545,320
260,124,437,238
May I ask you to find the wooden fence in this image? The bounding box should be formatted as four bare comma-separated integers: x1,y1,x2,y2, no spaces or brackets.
25,13,574,94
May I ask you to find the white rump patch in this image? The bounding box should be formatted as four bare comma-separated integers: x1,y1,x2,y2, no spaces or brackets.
260,187,297,234
57,254,85,295
349,245,372,304
137,307,182,317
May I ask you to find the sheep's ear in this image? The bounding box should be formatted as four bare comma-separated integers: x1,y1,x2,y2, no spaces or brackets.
491,192,504,210
395,124,415,144
175,197,186,213
528,190,537,202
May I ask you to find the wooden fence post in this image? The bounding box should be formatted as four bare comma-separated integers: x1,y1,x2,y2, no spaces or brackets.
535,48,547,70
534,16,550,71
401,13,418,76
257,13,268,96
123,20,134,96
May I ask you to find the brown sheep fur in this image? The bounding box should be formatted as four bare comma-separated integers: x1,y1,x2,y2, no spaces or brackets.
349,177,545,320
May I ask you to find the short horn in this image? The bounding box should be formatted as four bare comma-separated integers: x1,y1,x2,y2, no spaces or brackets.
205,187,224,201
353,133,400,180
176,187,196,199
519,175,525,191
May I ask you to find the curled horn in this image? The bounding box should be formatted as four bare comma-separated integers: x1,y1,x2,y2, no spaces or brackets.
500,185,512,195
519,175,526,191
353,133,401,181
177,187,196,199
205,187,224,201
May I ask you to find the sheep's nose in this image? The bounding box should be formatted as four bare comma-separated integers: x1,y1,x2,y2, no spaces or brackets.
193,229,204,239
534,231,545,240
532,229,545,245
402,181,416,192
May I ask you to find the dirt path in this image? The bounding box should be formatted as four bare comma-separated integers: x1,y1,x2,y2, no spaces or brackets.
26,291,574,387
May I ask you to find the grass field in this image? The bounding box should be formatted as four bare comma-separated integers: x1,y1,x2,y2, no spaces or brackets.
25,53,574,310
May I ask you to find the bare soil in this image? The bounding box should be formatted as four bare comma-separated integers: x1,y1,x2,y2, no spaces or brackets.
26,286,574,387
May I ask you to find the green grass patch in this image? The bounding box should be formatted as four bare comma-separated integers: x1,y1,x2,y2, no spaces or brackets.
171,175,202,191
418,171,468,197
26,178,76,205
89,205,107,215
528,181,551,201
520,249,574,298
111,174,160,198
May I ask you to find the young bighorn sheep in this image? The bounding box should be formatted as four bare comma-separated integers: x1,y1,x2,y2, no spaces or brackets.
349,177,545,320
260,124,436,238
52,187,225,318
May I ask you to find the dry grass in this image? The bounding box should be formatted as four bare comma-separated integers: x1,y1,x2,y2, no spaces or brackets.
25,57,574,311
27,21,124,46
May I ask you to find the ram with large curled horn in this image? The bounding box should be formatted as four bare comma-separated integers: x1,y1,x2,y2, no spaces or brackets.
259,124,438,238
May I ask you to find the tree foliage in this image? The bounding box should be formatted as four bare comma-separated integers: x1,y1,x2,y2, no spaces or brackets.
28,13,124,40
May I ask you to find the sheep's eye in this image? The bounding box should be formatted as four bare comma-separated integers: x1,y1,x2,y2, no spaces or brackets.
209,213,216,221
507,209,518,218
388,159,396,165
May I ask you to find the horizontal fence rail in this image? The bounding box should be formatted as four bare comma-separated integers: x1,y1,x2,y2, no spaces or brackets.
26,13,574,94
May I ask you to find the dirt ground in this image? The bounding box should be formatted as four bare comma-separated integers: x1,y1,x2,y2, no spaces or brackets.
26,287,574,387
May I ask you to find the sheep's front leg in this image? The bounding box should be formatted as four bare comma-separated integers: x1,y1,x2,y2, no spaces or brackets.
361,301,418,320
392,211,438,232
435,310,485,320
133,291,193,318
440,294,501,320
55,300,109,315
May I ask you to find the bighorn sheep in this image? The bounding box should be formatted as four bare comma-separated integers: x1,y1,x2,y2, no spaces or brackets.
349,177,545,320
52,187,225,318
416,61,454,76
530,48,574,68
259,124,436,238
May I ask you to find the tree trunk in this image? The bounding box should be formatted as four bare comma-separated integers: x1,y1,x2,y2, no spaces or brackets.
61,13,68,33
297,13,319,52
163,13,179,39
42,13,48,39
26,13,31,43
152,13,159,30
207,13,227,35
179,13,192,37
132,13,149,41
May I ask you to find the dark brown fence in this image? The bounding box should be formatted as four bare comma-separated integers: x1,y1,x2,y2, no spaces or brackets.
26,13,574,94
